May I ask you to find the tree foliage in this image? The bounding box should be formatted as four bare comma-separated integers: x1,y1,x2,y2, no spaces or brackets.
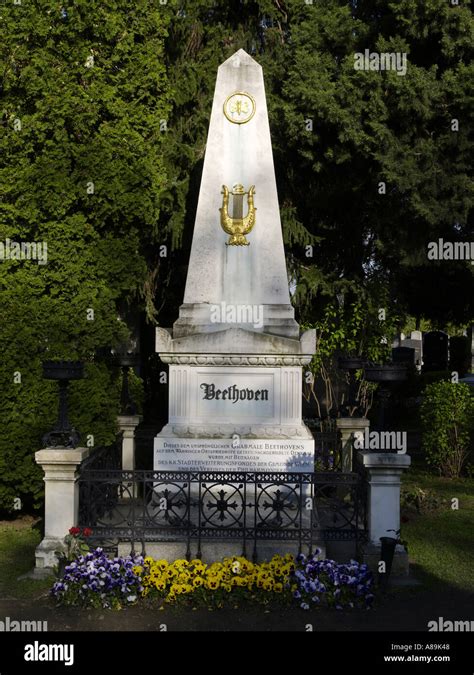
420,381,473,478
0,1,172,511
158,0,473,328
1,0,473,507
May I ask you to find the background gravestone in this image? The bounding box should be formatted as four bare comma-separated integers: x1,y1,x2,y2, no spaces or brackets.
449,335,471,378
402,331,423,368
392,346,416,367
422,331,449,372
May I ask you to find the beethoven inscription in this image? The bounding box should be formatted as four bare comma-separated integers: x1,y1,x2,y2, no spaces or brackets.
200,383,269,402
154,438,314,472
195,371,275,420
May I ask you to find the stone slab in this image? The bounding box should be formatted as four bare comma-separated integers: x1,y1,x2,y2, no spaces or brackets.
154,437,314,472
162,363,308,430
156,326,316,359
118,541,326,564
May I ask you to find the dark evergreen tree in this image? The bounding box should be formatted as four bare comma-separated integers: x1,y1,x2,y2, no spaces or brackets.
158,0,473,329
0,1,172,510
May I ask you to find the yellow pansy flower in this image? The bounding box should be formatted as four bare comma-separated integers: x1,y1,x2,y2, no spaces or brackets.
206,577,220,590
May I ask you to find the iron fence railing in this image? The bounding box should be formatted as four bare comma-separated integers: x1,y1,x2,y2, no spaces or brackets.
78,467,368,560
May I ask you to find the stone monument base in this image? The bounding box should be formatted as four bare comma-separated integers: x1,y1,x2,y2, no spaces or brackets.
118,540,326,564
34,537,64,573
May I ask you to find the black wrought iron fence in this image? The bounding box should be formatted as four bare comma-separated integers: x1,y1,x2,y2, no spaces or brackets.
78,466,368,560
352,449,369,537
80,436,122,471
78,438,122,525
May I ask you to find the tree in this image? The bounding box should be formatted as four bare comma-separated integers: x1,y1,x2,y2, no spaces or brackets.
0,0,172,511
156,0,473,328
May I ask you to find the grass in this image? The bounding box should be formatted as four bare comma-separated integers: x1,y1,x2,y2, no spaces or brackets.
0,516,51,599
400,464,474,592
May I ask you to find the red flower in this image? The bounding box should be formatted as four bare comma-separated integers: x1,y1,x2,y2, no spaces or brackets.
69,527,81,536
82,528,93,537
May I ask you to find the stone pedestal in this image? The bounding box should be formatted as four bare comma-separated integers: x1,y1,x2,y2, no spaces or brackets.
154,327,316,472
336,417,370,472
34,447,89,572
117,414,142,498
358,451,411,575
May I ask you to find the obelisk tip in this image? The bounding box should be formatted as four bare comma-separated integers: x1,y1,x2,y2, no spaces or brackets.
220,49,260,70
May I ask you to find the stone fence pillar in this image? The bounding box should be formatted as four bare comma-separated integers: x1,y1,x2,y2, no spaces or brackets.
358,450,411,575
117,415,142,498
34,447,90,573
336,417,370,472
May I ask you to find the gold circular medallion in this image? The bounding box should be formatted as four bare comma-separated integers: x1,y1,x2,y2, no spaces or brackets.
223,91,256,125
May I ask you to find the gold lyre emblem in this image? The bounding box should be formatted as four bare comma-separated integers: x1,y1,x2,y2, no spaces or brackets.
231,99,248,115
219,184,256,246
223,92,256,124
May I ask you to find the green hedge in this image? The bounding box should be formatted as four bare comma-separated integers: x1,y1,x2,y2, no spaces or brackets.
420,381,474,478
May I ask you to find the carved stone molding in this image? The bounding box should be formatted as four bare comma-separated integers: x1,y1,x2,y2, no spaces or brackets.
159,354,313,366
159,423,313,440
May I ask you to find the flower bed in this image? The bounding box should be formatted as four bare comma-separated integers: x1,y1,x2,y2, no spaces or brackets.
51,548,145,609
51,548,374,610
136,553,295,608
293,553,374,609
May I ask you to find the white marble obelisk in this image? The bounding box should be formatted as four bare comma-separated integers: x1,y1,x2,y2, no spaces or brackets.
155,50,316,473
174,49,298,339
